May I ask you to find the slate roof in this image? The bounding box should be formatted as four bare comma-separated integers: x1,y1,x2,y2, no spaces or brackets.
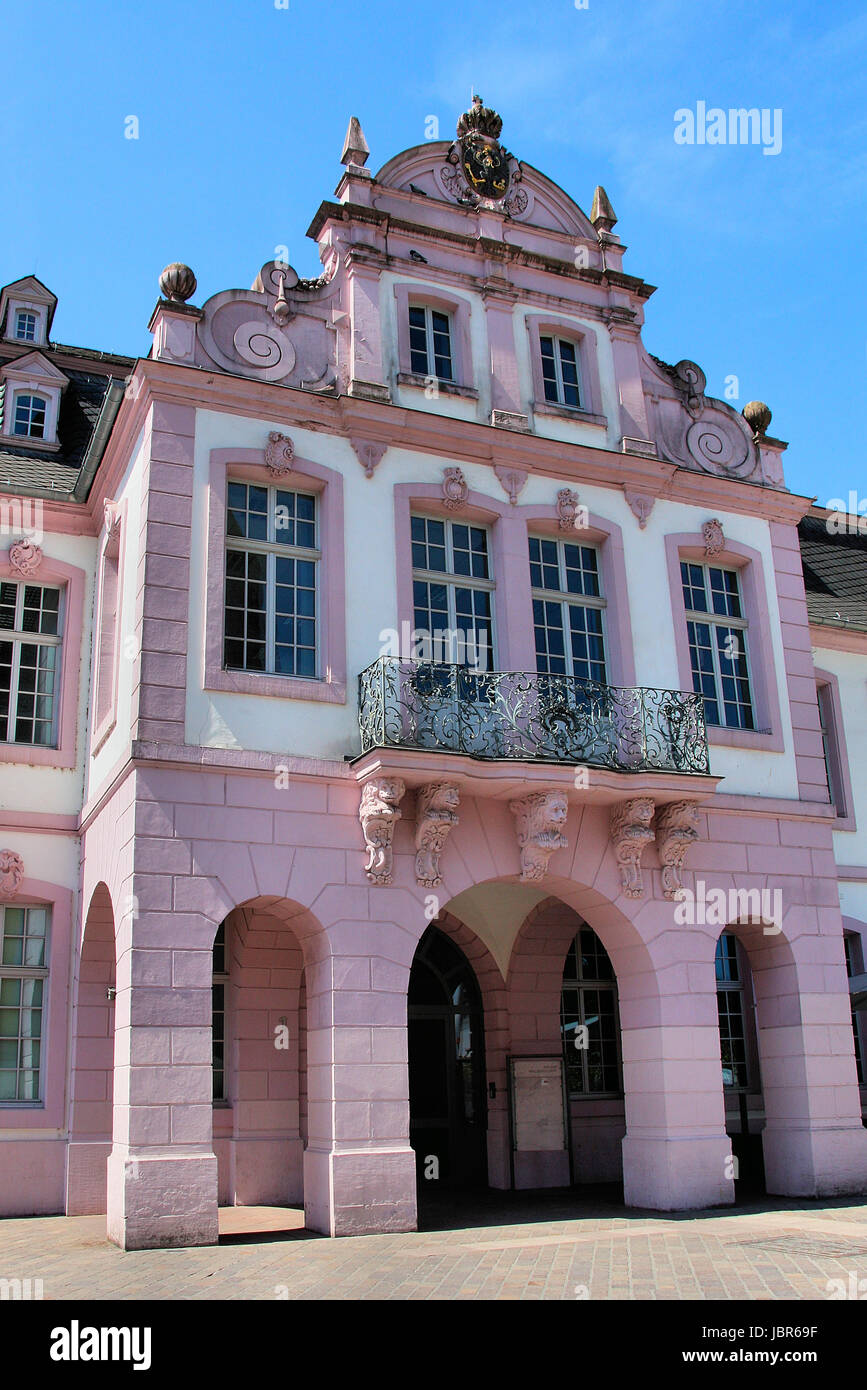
0,342,134,496
798,512,867,632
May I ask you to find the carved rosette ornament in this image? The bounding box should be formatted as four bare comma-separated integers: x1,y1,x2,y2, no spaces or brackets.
265,432,295,477
703,518,725,557
442,467,468,511
655,802,700,902
0,850,24,900
8,539,42,576
350,438,387,480
359,777,406,886
609,798,655,899
414,783,460,888
509,790,569,883
557,488,581,531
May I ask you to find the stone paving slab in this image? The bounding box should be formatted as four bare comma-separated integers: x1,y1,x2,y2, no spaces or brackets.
0,1195,866,1301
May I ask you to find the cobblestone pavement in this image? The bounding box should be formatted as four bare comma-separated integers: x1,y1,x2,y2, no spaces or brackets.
2,1191,867,1301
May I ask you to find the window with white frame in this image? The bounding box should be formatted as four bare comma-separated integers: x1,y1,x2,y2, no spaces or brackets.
212,920,228,1102
843,933,864,1086
411,515,494,669
14,311,37,343
716,933,752,1089
561,927,622,1095
681,562,753,729
408,305,453,381
0,580,62,746
223,481,319,678
0,904,49,1102
530,535,606,684
12,393,47,439
540,335,581,409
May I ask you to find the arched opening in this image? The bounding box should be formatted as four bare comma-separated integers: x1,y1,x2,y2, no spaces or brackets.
211,901,308,1211
560,922,624,1187
67,882,116,1215
715,928,767,1197
408,925,487,1192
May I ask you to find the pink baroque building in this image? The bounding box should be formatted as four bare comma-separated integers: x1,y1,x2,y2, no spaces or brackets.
0,98,865,1250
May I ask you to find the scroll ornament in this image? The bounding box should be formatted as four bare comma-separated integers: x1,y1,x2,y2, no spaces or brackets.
702,519,725,557
656,801,700,901
509,790,569,883
0,850,24,900
265,432,295,477
8,540,42,576
557,488,581,531
359,777,406,886
414,783,460,888
609,798,655,898
443,467,469,511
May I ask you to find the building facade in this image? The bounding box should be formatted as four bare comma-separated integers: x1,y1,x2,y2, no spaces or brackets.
0,98,865,1250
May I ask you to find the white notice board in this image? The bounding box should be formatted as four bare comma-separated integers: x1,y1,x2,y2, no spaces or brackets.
508,1055,568,1153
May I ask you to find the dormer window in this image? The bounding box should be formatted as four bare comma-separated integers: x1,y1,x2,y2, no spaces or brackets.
540,335,581,409
13,394,47,439
409,304,453,381
14,311,37,343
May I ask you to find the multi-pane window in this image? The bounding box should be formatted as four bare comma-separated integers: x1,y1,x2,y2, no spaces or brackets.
716,933,750,1089
408,305,453,381
844,934,864,1086
561,928,621,1095
212,921,228,1102
0,581,62,746
0,904,49,1102
224,481,318,678
14,311,37,342
817,683,847,816
411,515,494,669
681,562,753,729
530,536,606,684
540,335,581,408
12,394,47,439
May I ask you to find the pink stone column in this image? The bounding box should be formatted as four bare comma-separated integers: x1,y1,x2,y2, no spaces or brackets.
619,931,734,1210
493,511,536,670
302,948,416,1236
106,894,218,1250
609,326,650,441
484,295,522,415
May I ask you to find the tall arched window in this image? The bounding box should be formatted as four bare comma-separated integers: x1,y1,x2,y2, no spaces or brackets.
561,927,621,1095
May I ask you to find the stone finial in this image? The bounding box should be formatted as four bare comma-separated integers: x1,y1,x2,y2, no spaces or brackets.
341,116,370,168
442,467,468,511
8,539,42,576
158,263,197,304
609,798,655,898
415,783,460,888
743,400,772,442
590,185,617,233
0,850,24,900
509,790,569,883
702,518,725,557
655,802,700,901
359,777,406,886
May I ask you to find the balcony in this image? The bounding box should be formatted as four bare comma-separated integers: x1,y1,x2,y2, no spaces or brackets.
358,658,710,776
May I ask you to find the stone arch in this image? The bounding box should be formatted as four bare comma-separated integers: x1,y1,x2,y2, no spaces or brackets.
67,882,116,1215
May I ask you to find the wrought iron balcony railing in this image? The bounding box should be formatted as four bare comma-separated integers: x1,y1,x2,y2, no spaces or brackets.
358,658,710,775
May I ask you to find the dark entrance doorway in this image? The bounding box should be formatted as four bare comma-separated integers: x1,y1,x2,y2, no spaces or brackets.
408,926,487,1190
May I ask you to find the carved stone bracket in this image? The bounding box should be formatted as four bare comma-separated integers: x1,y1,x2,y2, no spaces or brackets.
703,518,725,556
104,500,122,541
0,850,24,900
557,488,581,531
350,438,387,479
265,431,295,477
359,778,406,886
509,790,569,883
414,783,460,887
624,489,655,530
493,465,528,506
442,467,468,511
656,801,700,901
8,539,42,576
609,798,655,898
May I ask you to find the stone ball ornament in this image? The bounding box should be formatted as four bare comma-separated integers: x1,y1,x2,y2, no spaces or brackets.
159,263,197,304
742,400,772,441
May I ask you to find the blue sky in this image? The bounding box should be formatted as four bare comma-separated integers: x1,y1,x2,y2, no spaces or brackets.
2,0,865,504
